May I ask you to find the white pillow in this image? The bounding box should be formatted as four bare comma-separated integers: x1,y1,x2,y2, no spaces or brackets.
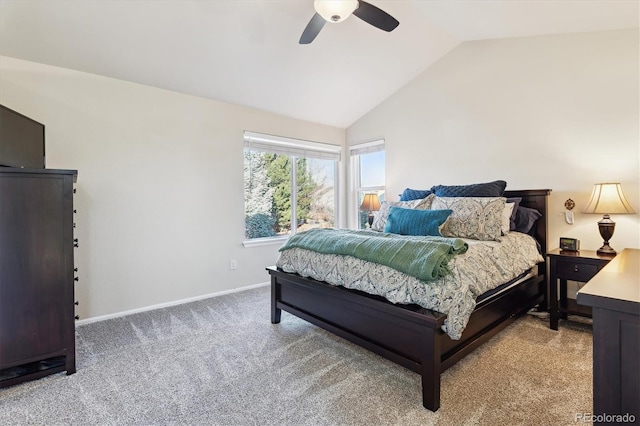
502,202,515,235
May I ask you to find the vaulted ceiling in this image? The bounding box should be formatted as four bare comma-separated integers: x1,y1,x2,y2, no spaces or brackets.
1,1,637,128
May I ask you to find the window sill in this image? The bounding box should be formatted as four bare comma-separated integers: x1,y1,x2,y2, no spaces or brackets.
242,236,288,248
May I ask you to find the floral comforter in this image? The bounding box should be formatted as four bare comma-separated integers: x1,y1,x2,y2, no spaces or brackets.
276,232,543,340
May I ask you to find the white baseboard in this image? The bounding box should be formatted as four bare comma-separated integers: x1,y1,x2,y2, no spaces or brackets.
75,281,270,327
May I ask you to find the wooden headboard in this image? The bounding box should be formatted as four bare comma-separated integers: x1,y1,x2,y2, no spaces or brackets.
504,189,552,255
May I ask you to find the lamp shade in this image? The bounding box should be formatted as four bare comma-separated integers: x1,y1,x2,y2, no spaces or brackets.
360,193,380,211
583,183,635,215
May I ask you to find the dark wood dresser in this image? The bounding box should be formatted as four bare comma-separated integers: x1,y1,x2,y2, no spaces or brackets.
0,167,78,387
577,248,640,424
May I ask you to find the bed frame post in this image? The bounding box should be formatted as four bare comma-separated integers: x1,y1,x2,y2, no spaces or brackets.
271,275,281,324
421,326,442,411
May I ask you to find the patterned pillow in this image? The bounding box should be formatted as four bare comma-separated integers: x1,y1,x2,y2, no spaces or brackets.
371,194,435,231
414,193,435,210
431,196,506,241
431,180,507,197
384,207,452,236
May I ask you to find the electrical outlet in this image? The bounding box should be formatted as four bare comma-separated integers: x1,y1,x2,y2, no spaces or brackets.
229,260,237,270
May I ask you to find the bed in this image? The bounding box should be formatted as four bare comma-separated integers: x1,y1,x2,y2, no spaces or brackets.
267,189,550,411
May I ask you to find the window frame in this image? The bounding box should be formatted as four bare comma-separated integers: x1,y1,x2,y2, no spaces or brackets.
243,131,341,247
349,140,385,229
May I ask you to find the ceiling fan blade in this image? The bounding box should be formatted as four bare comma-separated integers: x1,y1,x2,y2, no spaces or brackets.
353,0,399,32
299,13,326,44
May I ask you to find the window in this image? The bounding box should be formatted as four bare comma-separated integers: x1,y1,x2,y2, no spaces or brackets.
350,140,385,229
244,131,340,242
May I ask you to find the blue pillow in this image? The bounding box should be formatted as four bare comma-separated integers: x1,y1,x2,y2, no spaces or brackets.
513,206,542,234
507,197,522,231
431,180,507,197
399,188,433,201
384,207,452,236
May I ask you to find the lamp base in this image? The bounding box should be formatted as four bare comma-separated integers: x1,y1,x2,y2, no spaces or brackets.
367,213,374,228
596,215,617,256
596,244,616,256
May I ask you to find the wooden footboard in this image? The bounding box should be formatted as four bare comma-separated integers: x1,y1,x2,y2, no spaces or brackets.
269,189,550,411
269,267,446,409
269,266,544,411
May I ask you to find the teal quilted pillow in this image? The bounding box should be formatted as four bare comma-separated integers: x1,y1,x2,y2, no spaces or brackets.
384,207,452,236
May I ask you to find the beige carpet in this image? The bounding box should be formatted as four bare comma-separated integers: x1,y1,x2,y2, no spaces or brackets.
435,316,592,425
0,286,593,425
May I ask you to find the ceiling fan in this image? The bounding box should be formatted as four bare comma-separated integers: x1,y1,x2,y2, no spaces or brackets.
300,0,399,44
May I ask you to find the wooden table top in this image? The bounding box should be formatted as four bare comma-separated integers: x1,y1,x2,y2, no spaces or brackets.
577,248,640,315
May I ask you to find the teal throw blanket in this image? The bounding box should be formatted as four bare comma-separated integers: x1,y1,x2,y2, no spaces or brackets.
279,229,468,282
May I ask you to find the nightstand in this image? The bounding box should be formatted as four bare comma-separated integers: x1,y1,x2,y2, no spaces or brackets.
546,248,615,330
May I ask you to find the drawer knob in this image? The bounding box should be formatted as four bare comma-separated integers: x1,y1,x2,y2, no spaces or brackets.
574,266,579,272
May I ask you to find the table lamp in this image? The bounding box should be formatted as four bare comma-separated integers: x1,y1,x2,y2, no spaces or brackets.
360,193,380,228
583,183,635,255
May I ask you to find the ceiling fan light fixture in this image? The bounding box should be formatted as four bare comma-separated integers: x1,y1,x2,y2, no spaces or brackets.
314,0,359,23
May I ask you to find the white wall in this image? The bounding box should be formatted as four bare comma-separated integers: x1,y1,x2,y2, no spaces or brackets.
347,29,640,251
2,29,638,320
0,56,345,320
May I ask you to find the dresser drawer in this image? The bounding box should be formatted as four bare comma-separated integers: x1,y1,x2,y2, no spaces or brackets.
556,261,599,282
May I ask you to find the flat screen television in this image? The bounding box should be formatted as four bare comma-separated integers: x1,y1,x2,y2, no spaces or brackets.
0,105,46,169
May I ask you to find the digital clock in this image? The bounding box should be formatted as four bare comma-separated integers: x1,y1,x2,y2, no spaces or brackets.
559,237,580,252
